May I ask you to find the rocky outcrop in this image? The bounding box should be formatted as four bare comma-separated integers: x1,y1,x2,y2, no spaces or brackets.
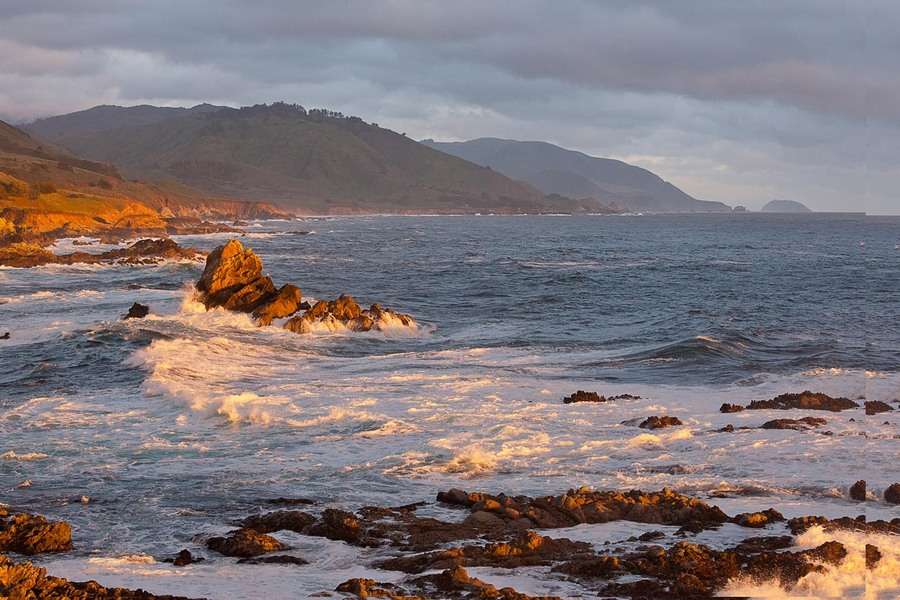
639,416,683,429
0,555,201,599
719,403,744,413
0,238,202,268
196,240,415,333
732,508,784,528
436,487,728,531
0,511,72,555
283,295,415,334
745,391,859,412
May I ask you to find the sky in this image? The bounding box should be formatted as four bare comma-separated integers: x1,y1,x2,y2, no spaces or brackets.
1,1,898,214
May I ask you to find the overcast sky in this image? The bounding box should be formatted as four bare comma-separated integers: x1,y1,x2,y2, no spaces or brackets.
2,1,898,213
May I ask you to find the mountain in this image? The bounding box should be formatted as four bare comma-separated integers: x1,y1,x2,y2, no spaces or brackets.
1,119,286,245
422,138,731,213
27,103,562,214
761,199,813,213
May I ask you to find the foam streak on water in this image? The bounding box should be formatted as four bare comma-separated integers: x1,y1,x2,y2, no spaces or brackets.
1,215,898,599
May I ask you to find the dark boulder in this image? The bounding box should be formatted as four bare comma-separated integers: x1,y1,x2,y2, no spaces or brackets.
123,302,149,319
849,480,867,502
885,483,900,504
720,403,744,413
237,554,308,566
563,390,602,404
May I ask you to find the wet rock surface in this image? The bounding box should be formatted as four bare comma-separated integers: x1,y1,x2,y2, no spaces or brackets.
885,483,900,504
849,480,867,501
283,295,415,334
563,391,640,404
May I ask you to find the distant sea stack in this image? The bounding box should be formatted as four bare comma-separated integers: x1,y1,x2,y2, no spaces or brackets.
761,199,813,213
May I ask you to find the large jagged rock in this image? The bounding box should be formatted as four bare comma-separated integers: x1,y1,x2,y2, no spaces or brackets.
0,512,72,555
283,295,415,334
196,239,265,308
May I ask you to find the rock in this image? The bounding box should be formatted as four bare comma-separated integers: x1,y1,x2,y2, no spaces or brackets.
885,483,900,504
849,480,867,502
412,565,557,600
435,487,729,531
237,554,308,565
865,400,894,415
284,295,415,334
866,544,882,569
266,497,315,506
196,239,263,304
0,512,72,555
639,416,683,429
732,509,784,528
307,509,363,545
0,332,8,340
563,390,602,404
0,554,201,599
747,391,859,412
760,416,827,430
1,238,202,268
163,549,203,567
720,403,744,413
719,424,735,432
220,275,276,312
252,284,302,326
206,528,287,557
241,510,316,534
638,531,665,542
124,302,149,319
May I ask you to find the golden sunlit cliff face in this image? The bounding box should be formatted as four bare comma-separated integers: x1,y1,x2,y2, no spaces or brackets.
0,119,291,245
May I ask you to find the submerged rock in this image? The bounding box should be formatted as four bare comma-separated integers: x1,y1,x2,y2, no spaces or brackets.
124,302,150,319
639,415,683,429
747,391,859,412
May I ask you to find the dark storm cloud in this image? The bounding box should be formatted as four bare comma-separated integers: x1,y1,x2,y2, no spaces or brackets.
1,1,897,212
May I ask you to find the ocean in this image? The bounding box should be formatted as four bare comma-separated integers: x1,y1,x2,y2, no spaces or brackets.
1,213,898,598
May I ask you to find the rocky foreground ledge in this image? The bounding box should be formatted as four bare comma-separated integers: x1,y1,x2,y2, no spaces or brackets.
4,486,897,600
195,239,415,333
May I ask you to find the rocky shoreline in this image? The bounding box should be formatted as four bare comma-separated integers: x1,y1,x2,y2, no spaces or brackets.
3,478,898,599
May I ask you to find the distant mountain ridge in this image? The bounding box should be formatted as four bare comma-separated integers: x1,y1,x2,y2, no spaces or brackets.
422,137,731,213
761,199,813,213
26,103,590,214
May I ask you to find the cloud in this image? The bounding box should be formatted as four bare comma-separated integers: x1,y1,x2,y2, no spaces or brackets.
0,1,897,213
